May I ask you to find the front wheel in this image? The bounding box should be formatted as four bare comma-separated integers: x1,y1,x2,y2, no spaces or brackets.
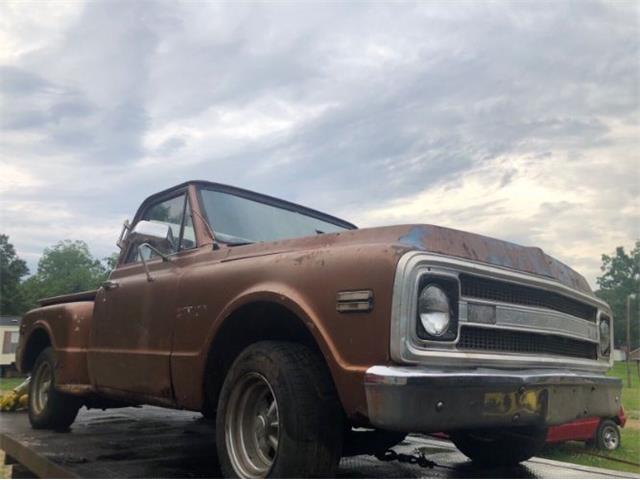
215,341,344,478
29,347,82,430
450,426,547,466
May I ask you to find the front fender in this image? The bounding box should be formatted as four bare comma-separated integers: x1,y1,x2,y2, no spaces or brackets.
171,242,399,421
212,284,344,368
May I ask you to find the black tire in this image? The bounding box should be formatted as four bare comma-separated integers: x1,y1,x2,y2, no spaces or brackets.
594,419,620,450
28,347,82,430
450,426,547,466
215,341,344,478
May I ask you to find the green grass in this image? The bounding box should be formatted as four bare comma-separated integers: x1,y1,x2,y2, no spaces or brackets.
539,362,640,474
0,376,27,394
608,362,640,414
540,428,640,475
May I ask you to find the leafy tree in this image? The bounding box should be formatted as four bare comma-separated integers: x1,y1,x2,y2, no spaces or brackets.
0,234,29,315
103,252,120,271
596,241,640,350
21,240,110,311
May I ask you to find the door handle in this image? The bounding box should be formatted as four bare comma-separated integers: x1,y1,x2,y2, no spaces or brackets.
101,280,119,290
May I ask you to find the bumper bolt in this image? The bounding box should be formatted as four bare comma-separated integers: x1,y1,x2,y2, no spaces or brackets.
435,401,444,412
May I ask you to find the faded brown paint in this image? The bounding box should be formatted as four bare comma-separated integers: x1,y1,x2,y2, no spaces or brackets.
16,180,595,424
18,301,93,387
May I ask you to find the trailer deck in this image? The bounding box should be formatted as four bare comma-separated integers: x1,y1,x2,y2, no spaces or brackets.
1,407,637,479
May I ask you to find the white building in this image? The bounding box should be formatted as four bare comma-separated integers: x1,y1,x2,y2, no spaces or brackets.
613,348,626,361
0,316,20,376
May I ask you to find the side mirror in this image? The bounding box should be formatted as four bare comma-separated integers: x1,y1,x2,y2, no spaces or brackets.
116,219,131,249
129,220,177,251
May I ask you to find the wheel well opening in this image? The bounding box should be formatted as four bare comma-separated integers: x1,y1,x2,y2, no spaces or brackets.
22,329,51,372
202,301,324,414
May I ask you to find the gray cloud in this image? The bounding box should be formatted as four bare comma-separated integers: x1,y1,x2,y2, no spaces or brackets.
0,0,638,286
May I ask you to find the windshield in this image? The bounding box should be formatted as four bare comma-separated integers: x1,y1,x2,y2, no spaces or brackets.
199,189,351,244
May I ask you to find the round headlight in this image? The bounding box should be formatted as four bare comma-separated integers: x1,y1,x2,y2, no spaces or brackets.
599,318,611,356
418,285,451,337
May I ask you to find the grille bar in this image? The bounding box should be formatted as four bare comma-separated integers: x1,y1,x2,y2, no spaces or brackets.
460,274,597,322
458,326,598,360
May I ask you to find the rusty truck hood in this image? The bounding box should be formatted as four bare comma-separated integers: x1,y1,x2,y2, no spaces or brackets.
222,223,592,295
392,224,591,293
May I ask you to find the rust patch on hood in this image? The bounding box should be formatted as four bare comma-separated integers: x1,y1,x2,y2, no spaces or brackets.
397,225,591,294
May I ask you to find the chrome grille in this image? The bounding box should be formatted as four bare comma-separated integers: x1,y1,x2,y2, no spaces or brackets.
458,326,598,360
460,274,597,322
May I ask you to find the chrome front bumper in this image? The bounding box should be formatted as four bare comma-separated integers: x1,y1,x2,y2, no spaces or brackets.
364,366,622,432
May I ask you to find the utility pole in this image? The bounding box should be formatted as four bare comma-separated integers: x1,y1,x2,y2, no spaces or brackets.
627,294,632,388
627,292,637,387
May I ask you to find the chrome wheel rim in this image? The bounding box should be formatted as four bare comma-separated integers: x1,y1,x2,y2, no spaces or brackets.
225,373,279,478
602,426,619,450
32,361,52,414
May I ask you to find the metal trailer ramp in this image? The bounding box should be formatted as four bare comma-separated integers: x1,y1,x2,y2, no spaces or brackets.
1,406,637,479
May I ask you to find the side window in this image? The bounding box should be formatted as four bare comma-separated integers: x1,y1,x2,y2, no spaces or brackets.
125,194,196,264
145,195,185,243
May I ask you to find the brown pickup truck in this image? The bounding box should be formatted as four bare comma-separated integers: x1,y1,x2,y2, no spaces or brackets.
17,180,621,478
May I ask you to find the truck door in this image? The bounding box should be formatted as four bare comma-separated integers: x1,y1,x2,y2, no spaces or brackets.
89,192,196,401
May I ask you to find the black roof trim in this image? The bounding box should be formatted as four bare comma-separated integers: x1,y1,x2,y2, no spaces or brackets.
134,180,357,230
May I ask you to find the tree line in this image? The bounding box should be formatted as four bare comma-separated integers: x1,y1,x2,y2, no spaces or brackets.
594,241,639,352
0,234,117,314
0,233,638,350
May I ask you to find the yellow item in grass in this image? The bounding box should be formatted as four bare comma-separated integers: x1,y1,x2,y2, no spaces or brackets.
0,377,30,412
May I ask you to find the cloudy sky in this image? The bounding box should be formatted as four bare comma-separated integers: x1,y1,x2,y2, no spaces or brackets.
1,0,638,288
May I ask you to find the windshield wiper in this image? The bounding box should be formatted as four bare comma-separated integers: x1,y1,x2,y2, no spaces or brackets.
189,211,255,248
